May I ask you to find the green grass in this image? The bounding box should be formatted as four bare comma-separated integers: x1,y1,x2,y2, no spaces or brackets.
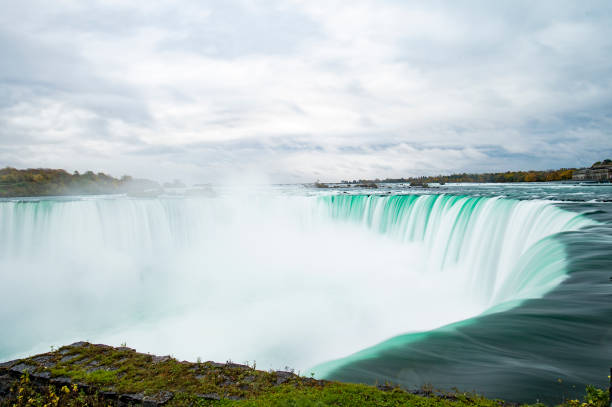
1,342,609,407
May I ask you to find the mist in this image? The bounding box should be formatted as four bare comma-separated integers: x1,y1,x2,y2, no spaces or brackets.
0,189,592,373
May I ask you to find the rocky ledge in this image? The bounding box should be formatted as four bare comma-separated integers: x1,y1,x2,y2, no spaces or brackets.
3,342,586,407
0,341,321,406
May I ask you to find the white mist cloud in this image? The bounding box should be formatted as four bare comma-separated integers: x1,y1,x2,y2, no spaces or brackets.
0,0,611,182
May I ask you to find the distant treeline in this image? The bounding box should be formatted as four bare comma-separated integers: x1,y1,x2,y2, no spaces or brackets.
342,168,576,185
0,167,159,197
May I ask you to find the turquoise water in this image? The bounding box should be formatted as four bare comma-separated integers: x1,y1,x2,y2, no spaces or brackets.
319,194,594,311
311,184,612,403
0,183,611,403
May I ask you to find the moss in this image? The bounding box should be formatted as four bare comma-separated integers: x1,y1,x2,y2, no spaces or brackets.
1,342,609,407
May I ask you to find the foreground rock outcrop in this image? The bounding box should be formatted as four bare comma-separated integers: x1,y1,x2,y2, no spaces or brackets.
2,342,606,406
0,341,319,406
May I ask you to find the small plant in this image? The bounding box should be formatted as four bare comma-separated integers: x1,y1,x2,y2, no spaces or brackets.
585,384,609,407
565,381,610,407
120,341,127,347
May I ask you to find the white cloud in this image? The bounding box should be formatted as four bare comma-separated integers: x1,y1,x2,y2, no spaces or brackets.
0,0,611,182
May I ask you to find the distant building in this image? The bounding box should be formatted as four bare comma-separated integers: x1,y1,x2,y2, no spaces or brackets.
572,162,612,182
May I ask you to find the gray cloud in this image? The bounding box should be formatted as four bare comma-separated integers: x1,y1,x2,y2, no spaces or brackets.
0,0,611,183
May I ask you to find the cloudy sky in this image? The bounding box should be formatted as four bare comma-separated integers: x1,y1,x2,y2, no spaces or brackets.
1,0,611,183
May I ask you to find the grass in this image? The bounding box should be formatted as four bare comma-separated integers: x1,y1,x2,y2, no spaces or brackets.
0,342,609,407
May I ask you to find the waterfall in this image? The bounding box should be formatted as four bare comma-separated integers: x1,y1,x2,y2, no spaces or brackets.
319,194,594,310
0,193,595,373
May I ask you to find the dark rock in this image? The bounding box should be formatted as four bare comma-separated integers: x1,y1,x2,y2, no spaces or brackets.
73,357,91,366
67,341,89,348
86,365,116,373
226,394,244,400
9,363,36,375
226,362,249,370
31,370,51,381
197,392,221,400
242,375,256,383
303,377,326,387
31,355,56,368
85,359,117,374
74,382,95,394
117,392,173,406
205,361,225,368
377,384,395,392
275,370,295,385
119,392,144,403
151,355,171,364
50,376,72,386
60,354,80,363
219,375,233,387
0,360,17,370
116,346,136,352
143,391,173,405
91,344,113,351
99,390,118,400
0,374,16,396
